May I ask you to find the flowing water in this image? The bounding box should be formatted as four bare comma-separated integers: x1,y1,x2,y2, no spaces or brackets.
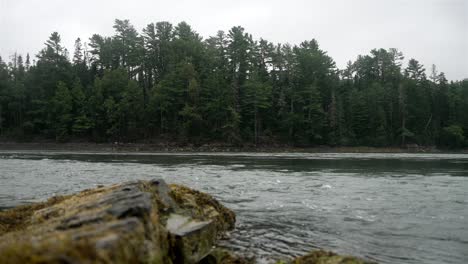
0,151,467,263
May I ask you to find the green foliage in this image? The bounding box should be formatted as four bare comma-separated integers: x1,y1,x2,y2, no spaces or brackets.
71,80,92,135
440,125,465,148
0,19,466,148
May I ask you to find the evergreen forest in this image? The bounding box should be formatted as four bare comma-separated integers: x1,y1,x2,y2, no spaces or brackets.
0,19,467,148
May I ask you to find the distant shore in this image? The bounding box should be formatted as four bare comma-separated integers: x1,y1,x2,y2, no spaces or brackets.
0,141,466,154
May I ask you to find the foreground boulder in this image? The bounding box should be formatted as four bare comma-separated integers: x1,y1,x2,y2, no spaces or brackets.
0,179,235,264
0,180,374,264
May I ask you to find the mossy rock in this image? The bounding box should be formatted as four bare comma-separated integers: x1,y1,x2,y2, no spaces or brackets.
292,250,376,264
0,179,236,264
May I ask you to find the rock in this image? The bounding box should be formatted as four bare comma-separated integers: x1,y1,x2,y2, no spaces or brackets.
169,184,236,234
166,214,213,237
150,179,179,211
207,248,254,264
0,179,235,264
292,250,376,264
167,214,216,264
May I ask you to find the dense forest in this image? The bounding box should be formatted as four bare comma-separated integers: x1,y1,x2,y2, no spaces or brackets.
0,19,467,148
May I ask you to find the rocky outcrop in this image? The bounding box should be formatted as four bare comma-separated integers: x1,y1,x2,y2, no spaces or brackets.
0,179,235,264
0,180,374,264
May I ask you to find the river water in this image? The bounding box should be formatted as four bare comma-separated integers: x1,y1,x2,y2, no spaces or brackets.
0,151,467,263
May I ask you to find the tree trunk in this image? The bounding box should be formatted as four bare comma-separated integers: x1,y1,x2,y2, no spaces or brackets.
254,106,258,146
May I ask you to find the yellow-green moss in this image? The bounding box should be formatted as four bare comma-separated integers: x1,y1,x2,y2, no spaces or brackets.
209,248,253,264
0,196,68,234
293,250,374,264
169,184,236,233
0,231,148,264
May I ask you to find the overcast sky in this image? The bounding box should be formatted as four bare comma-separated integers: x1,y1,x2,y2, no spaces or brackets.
1,0,467,80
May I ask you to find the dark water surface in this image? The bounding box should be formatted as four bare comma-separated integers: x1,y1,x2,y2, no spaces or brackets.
0,151,467,263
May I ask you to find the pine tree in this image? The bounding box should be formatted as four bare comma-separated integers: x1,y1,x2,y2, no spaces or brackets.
243,73,271,145
51,81,73,141
71,80,92,135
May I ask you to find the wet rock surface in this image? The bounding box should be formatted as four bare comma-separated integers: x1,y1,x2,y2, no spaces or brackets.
0,179,374,264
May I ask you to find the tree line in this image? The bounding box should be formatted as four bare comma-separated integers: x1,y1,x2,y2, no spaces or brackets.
0,19,467,148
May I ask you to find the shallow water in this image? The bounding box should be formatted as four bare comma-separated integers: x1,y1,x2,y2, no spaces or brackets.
0,151,467,263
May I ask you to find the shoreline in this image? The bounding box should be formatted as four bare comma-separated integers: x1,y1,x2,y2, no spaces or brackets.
0,141,466,154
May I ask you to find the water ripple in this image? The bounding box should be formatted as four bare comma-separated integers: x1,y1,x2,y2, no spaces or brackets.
0,152,467,264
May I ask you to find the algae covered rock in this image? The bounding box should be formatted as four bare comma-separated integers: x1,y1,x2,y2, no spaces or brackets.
292,250,376,264
208,248,254,264
0,179,235,264
169,184,236,233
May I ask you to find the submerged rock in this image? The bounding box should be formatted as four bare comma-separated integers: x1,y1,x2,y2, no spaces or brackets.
0,180,374,264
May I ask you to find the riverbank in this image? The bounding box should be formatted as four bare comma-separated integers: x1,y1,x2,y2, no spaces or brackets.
0,141,464,153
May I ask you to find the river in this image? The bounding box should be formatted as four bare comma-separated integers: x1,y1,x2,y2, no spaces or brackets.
0,151,467,263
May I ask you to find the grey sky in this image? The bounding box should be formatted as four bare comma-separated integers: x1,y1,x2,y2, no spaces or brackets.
1,0,467,80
